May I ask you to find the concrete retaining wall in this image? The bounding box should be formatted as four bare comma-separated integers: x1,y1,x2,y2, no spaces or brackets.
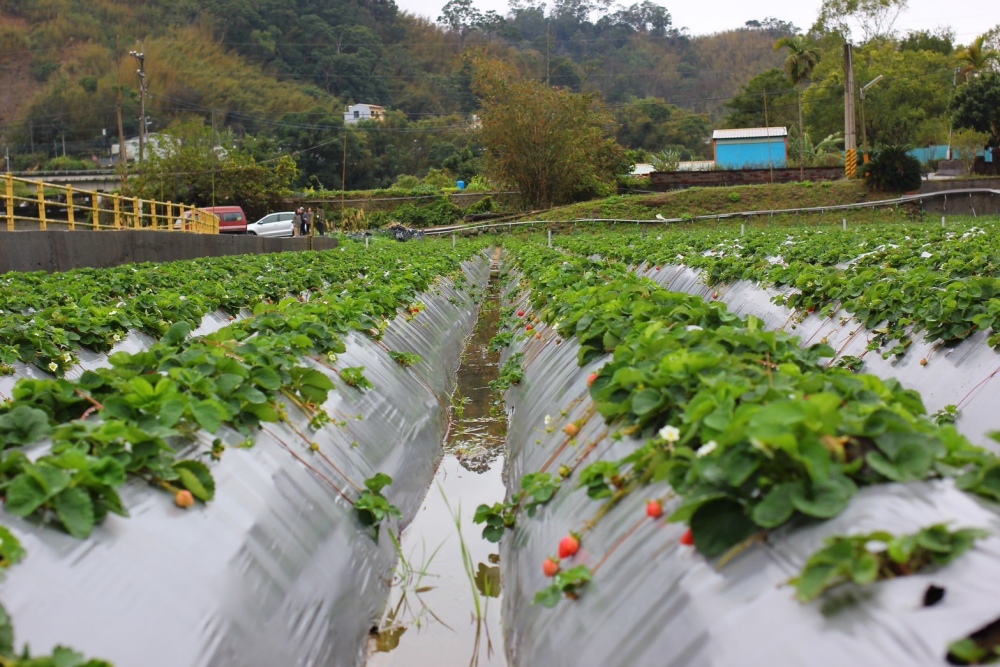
648,167,844,190
0,230,339,274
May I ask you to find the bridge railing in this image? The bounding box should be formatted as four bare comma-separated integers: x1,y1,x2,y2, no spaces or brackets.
2,173,218,234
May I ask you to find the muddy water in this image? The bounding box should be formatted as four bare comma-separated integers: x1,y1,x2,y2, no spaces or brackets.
368,275,508,667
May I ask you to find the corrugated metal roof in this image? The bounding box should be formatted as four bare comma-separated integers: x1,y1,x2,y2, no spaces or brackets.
713,127,788,139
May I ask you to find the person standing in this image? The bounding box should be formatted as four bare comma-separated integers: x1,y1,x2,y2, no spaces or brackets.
302,207,313,236
314,208,326,236
293,207,303,236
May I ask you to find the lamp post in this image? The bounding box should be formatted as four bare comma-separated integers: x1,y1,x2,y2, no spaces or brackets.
859,74,883,163
128,49,148,163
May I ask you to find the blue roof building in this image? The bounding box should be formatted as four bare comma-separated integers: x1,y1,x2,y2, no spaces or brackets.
713,127,788,169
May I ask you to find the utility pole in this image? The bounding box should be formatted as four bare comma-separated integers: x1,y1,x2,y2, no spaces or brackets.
546,21,551,87
859,74,883,164
129,47,148,163
843,43,857,178
946,66,960,160
116,36,127,186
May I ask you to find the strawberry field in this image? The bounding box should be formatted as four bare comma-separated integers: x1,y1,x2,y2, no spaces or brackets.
2,216,1000,666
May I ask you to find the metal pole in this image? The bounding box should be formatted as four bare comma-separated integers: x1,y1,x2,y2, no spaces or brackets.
844,44,857,178
842,218,847,230
548,229,552,247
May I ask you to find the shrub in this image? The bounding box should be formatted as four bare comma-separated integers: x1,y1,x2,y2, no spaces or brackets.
388,195,462,227
860,146,922,192
465,195,501,215
392,174,421,189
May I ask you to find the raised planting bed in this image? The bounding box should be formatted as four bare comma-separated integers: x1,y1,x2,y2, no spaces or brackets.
0,239,492,665
484,239,1000,666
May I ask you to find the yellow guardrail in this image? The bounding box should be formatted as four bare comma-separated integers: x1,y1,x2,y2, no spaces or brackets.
2,173,219,234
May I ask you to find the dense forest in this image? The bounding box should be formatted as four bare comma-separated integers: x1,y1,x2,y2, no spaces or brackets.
0,0,997,190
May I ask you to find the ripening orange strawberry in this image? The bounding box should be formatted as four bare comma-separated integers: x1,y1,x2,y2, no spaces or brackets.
175,490,195,508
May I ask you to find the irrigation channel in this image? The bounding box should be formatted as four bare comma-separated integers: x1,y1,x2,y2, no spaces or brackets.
368,262,509,666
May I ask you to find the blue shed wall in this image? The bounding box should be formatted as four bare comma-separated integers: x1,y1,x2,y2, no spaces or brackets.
715,139,787,169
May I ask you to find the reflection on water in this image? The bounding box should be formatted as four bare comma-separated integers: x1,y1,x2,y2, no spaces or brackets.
368,274,508,667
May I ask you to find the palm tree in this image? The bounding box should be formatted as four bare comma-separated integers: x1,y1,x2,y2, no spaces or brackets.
774,35,822,176
956,34,1000,81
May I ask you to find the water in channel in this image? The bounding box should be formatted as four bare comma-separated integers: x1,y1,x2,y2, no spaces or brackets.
367,272,508,667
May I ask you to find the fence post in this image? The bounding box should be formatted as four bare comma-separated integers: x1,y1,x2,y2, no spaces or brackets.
92,193,99,230
842,218,847,230
66,185,75,231
452,233,456,248
5,173,13,231
113,195,121,229
134,198,142,229
37,181,47,231
547,229,552,247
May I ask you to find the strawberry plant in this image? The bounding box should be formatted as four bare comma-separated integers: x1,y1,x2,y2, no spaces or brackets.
339,366,374,390
533,565,592,607
388,351,422,368
354,473,402,541
489,353,524,392
499,239,1000,565
791,524,988,602
0,601,111,666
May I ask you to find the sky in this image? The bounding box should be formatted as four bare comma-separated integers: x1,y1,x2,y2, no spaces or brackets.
395,0,996,44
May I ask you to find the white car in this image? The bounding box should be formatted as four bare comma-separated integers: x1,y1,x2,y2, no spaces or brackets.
247,211,296,237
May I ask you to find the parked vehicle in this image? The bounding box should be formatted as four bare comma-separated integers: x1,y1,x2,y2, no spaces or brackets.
206,206,248,234
174,205,248,234
247,211,296,237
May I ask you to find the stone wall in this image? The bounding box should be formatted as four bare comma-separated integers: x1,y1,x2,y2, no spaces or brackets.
0,230,339,274
648,167,844,190
919,178,1000,216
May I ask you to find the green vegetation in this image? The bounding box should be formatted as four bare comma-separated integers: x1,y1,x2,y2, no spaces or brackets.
791,524,988,602
483,235,1000,608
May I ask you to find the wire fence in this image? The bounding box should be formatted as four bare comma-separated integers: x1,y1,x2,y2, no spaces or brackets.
2,173,218,234
423,188,1000,236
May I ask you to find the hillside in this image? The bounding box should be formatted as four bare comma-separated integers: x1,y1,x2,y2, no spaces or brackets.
0,0,789,161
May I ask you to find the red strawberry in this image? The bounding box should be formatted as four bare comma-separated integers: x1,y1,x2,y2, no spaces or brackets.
680,528,694,546
517,310,525,317
646,499,663,519
563,423,579,437
526,324,533,331
558,535,580,558
587,372,598,387
543,558,560,577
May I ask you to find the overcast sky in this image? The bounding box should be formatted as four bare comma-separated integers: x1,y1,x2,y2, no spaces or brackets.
395,0,995,44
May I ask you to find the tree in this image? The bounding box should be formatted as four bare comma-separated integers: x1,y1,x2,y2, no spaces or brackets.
952,128,989,174
774,35,821,172
955,34,999,81
722,69,797,131
472,57,626,207
951,71,1000,148
899,28,954,56
804,41,952,148
813,0,908,42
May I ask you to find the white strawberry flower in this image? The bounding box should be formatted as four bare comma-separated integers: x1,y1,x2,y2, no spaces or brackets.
544,415,552,425
113,334,121,342
48,362,58,372
659,425,680,443
696,441,718,457
63,354,72,363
